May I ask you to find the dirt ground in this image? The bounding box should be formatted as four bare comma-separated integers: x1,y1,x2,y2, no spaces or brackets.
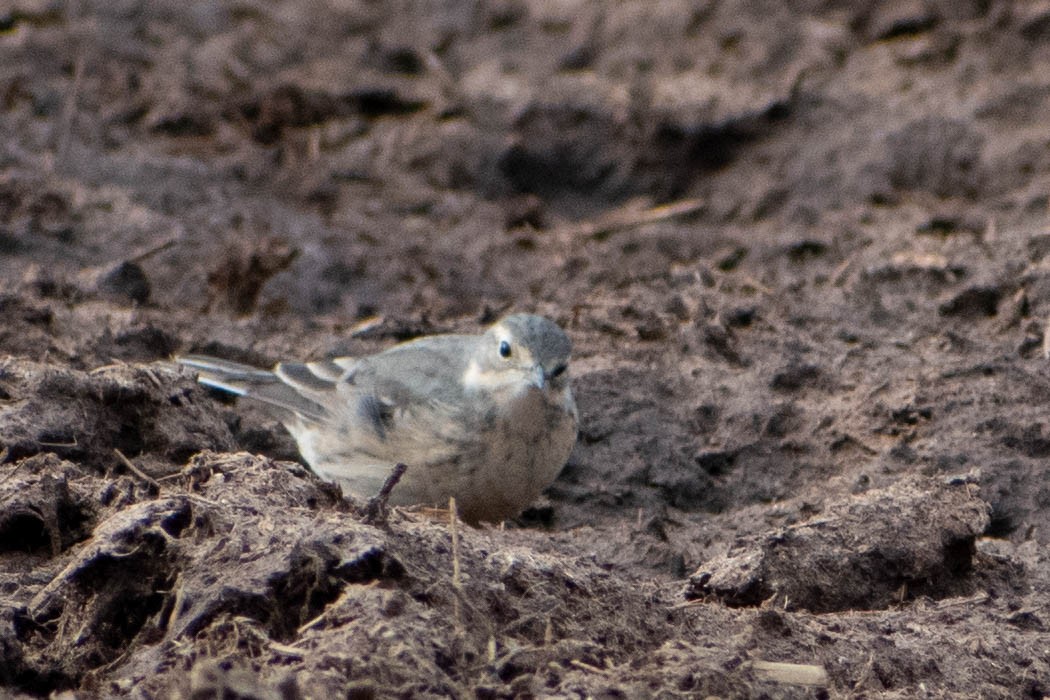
2,0,1050,697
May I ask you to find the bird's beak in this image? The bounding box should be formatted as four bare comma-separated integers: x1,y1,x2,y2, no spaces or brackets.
531,365,546,390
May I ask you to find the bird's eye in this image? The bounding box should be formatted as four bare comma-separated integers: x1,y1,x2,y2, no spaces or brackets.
549,363,567,379
498,340,512,358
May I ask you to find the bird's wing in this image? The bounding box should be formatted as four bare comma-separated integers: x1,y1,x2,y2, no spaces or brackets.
326,335,478,458
180,335,477,460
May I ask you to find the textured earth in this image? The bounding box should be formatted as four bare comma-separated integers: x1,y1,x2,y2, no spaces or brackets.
3,1,1050,697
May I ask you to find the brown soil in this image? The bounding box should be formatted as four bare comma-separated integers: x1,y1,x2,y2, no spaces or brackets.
2,1,1050,697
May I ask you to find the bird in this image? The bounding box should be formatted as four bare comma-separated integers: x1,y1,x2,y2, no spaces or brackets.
177,314,578,523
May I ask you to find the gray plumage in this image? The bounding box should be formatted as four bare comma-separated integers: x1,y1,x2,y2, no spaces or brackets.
178,314,578,523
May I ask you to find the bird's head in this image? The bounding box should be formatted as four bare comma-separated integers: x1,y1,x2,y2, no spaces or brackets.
465,314,572,392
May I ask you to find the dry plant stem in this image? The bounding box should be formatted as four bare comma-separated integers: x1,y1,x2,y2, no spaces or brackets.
128,236,179,264
570,659,608,675
747,660,829,687
165,576,185,635
559,198,705,240
362,462,407,525
268,641,305,658
450,496,462,627
937,592,990,608
114,448,160,490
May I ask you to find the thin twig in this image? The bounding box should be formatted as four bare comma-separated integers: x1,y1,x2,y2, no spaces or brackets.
38,438,78,448
362,463,407,525
114,448,160,490
558,198,705,240
180,493,221,507
569,659,608,675
269,641,305,658
936,591,990,609
128,235,179,264
156,472,184,482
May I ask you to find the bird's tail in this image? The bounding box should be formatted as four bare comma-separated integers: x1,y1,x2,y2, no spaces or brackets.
177,354,333,424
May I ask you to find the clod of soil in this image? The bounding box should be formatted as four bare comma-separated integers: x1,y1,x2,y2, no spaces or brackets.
687,476,991,612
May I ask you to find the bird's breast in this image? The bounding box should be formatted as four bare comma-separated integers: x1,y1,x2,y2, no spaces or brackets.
453,384,576,520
